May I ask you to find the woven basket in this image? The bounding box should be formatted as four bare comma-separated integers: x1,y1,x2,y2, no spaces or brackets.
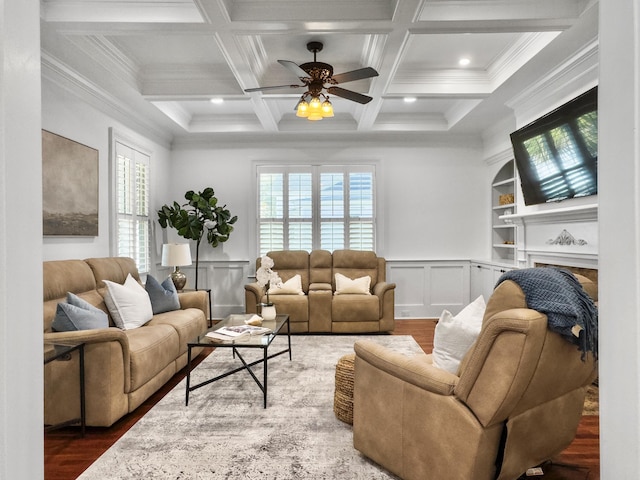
499,193,514,205
333,353,356,425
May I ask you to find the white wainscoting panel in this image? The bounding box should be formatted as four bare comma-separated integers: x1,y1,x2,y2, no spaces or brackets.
159,260,251,319
388,260,470,318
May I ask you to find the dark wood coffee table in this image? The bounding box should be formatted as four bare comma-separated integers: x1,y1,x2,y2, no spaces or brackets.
185,313,291,408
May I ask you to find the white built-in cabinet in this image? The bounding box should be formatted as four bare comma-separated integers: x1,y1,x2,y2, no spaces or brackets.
491,160,517,264
470,261,514,302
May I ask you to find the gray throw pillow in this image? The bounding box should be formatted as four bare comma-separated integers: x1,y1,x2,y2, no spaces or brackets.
145,275,181,314
52,292,109,332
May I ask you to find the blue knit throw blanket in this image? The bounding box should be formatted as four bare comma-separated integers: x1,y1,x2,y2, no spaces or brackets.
496,267,598,360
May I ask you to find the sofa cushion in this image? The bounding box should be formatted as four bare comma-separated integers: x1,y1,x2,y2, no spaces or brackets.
52,293,109,332
268,274,305,295
332,250,379,289
145,275,181,314
103,274,153,330
266,250,310,292
149,308,207,355
432,295,486,374
43,259,99,332
332,295,379,322
86,256,141,289
126,324,179,391
267,295,309,323
335,273,372,295
310,249,332,284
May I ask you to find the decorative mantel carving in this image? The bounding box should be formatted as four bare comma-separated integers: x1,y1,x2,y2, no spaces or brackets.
547,229,588,246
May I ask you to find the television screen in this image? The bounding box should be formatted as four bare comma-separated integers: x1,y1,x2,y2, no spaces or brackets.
510,86,598,206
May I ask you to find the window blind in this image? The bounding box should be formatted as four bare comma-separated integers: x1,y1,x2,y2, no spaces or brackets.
257,165,375,256
114,141,150,273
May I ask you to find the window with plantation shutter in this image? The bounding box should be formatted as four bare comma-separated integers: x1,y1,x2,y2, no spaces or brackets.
257,165,375,256
113,140,151,274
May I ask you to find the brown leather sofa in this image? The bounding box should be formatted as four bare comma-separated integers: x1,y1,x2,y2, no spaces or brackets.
43,257,208,427
353,274,597,480
244,250,396,333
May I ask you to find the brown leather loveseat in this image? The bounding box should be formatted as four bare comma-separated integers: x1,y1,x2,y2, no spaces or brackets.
43,257,208,427
244,250,396,333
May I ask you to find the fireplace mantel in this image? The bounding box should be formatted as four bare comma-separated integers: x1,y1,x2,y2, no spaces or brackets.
501,203,598,226
499,203,599,269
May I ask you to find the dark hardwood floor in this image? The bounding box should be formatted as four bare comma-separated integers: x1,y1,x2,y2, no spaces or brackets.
44,320,600,479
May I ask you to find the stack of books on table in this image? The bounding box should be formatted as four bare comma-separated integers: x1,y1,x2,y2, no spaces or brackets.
205,324,272,343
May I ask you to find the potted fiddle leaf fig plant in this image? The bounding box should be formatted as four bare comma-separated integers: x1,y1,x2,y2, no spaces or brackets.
157,187,238,289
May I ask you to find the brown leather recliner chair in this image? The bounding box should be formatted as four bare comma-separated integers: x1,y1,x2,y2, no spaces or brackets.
353,273,597,480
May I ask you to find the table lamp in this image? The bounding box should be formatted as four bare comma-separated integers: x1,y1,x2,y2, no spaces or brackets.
161,243,192,291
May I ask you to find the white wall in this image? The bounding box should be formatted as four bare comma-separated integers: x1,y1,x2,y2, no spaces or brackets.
0,0,44,478
41,78,173,265
167,136,489,264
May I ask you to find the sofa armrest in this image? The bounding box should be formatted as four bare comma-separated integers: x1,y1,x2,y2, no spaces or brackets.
354,339,458,395
44,328,130,373
245,282,265,314
372,281,395,297
177,290,208,316
45,327,132,393
372,282,396,331
44,327,129,348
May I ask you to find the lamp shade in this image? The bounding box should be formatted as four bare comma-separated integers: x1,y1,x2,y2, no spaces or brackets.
161,243,192,267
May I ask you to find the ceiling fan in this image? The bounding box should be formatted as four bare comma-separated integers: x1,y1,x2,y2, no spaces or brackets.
244,41,379,120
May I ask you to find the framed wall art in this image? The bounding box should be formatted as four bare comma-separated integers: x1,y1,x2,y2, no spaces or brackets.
42,130,99,236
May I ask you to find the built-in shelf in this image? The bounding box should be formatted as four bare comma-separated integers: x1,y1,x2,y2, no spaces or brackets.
492,178,515,188
493,203,515,211
491,161,517,264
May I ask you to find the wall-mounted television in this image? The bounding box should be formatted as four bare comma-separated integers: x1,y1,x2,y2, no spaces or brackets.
510,86,598,206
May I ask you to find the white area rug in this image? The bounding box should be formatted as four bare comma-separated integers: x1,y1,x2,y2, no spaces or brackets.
79,335,423,479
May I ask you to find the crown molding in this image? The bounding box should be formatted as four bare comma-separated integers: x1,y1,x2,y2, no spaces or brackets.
505,37,598,127
488,32,560,88
42,52,173,147
67,35,141,88
484,148,512,166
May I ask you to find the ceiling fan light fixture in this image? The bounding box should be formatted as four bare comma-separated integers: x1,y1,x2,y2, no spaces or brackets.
306,96,324,121
321,99,334,117
296,100,310,117
246,42,379,121
309,96,322,111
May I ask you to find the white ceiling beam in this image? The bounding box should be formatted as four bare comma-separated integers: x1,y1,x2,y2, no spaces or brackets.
42,0,205,23
417,0,587,23
219,0,394,22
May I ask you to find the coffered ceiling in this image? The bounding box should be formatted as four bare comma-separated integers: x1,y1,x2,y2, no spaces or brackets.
40,0,597,141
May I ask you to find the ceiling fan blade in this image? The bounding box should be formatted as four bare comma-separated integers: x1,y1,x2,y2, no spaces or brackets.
327,86,373,105
331,67,379,84
278,60,310,79
244,84,304,92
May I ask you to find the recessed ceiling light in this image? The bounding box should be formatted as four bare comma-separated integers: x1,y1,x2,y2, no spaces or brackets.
459,58,471,66
210,98,224,104
403,97,417,103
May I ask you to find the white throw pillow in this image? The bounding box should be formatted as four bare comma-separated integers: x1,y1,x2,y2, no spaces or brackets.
334,273,371,295
432,295,486,374
103,274,153,330
268,274,305,295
